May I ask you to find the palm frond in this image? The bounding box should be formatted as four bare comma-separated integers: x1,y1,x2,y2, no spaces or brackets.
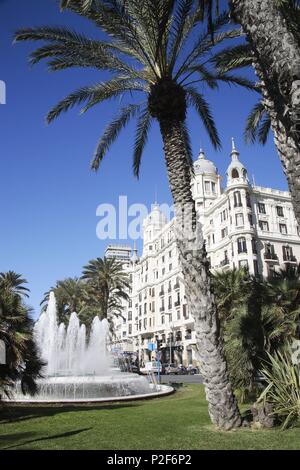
244,101,271,144
212,43,253,73
186,86,220,149
133,107,152,178
47,78,144,123
91,103,141,171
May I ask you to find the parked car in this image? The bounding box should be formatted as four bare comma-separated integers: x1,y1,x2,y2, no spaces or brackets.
139,361,162,375
186,364,199,375
163,363,179,375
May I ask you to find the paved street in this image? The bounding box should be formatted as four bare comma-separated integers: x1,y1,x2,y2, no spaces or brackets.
160,374,203,384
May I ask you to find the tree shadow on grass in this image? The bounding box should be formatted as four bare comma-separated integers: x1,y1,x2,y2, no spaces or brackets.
0,402,140,425
0,427,92,450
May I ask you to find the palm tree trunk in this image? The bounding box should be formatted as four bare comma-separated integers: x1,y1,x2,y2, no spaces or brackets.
159,119,242,430
230,0,300,226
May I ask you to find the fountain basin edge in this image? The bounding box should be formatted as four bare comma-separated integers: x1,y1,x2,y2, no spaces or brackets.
5,383,175,405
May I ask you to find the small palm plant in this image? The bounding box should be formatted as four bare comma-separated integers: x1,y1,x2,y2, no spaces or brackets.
258,342,300,429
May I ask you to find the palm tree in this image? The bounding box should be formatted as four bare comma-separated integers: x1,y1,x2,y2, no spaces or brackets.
0,271,30,298
262,266,300,352
205,0,300,226
41,277,89,324
82,257,130,321
0,276,44,399
13,0,255,428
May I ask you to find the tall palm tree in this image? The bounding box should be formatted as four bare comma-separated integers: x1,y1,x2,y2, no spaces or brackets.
82,257,130,321
0,277,44,399
205,0,300,226
13,0,255,428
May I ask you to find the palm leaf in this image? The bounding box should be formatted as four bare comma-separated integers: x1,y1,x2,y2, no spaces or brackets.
186,86,220,149
133,107,152,178
91,103,141,171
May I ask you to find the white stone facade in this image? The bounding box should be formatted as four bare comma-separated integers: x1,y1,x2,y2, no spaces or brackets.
111,141,300,367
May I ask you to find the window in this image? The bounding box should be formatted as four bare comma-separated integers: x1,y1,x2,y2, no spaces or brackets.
234,191,242,207
276,206,284,217
212,234,215,244
246,192,251,208
128,311,132,321
279,223,287,234
169,263,172,271
258,202,266,214
221,227,228,239
169,250,172,258
211,182,216,194
161,315,165,325
237,237,247,253
282,245,294,261
253,260,259,276
204,181,210,192
168,296,172,310
144,303,147,314
232,168,239,178
248,214,253,226
235,213,244,227
143,318,147,329
259,220,269,231
177,310,180,320
251,238,257,254
128,324,132,335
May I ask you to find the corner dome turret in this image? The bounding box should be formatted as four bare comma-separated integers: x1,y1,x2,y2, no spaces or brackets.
193,148,217,175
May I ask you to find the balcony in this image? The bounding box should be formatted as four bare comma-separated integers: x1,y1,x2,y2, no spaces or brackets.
264,252,279,261
220,258,230,267
283,254,297,263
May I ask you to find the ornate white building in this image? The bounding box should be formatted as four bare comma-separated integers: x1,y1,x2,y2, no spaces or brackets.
110,140,300,367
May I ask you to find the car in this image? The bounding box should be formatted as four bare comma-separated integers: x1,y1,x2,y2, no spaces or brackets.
163,363,179,375
139,361,162,375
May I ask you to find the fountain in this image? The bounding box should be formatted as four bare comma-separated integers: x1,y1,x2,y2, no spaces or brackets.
8,293,173,403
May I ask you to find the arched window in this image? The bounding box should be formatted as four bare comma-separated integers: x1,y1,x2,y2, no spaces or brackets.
243,169,248,178
232,168,239,178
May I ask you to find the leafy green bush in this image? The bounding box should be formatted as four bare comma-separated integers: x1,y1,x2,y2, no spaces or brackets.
258,342,300,429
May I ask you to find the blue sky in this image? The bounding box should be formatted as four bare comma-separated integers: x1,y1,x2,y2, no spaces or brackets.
0,0,288,316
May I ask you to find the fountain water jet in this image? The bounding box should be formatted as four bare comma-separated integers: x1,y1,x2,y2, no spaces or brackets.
8,292,173,403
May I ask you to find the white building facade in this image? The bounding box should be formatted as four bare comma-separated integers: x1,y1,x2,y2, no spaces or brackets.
111,141,300,367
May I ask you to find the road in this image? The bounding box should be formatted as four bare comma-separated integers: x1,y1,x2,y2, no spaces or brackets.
160,374,203,384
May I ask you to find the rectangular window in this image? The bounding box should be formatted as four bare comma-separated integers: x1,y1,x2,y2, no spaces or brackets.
251,238,257,254
128,324,132,335
258,202,266,214
279,223,287,234
221,227,228,239
237,237,247,254
204,181,210,192
259,220,269,231
276,206,284,217
253,260,259,276
235,213,244,227
234,191,242,207
248,214,253,226
211,182,216,193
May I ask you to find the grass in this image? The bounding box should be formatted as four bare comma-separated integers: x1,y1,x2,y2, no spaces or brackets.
0,384,300,450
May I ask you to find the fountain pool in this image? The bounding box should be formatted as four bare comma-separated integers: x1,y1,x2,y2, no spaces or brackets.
7,292,173,403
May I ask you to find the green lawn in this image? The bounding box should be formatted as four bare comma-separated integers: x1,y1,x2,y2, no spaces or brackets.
0,384,299,450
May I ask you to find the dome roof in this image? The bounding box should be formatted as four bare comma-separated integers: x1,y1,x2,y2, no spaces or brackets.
193,149,217,175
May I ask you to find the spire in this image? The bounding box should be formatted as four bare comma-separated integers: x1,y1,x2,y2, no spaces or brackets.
230,137,239,160
198,148,206,160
